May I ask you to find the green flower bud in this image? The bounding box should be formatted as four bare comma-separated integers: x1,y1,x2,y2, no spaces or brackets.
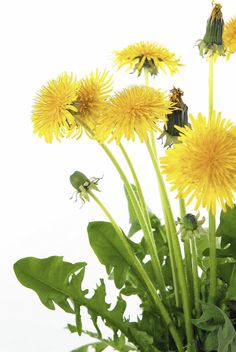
197,3,225,58
183,214,198,232
70,171,102,205
70,171,89,192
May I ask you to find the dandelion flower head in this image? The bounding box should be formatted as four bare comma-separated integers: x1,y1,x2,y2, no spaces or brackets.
114,41,182,77
96,86,173,144
161,112,236,214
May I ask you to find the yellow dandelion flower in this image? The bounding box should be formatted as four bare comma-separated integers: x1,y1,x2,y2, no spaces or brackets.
223,16,236,58
74,69,113,132
32,73,79,143
96,86,173,143
114,41,182,77
161,112,236,215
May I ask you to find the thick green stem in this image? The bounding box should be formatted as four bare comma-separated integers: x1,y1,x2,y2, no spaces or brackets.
208,56,214,121
165,217,181,308
74,116,184,350
101,143,167,302
118,142,167,294
179,198,194,310
191,237,201,317
208,211,217,303
146,139,195,351
88,190,183,351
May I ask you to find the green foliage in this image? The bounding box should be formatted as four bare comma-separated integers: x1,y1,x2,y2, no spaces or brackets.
14,256,127,337
14,256,160,351
192,303,236,352
87,221,131,289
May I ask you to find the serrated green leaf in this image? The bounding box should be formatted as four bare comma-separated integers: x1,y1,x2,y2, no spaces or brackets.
87,221,131,289
14,256,86,313
14,256,127,341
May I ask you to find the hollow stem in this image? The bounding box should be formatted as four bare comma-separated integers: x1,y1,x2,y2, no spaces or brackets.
208,211,217,303
208,56,214,121
191,237,201,317
146,139,194,350
88,190,184,351
179,198,194,310
74,115,167,302
101,143,167,302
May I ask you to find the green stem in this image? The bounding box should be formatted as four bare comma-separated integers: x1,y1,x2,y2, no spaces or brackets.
146,139,195,351
88,190,183,352
208,211,217,303
165,217,181,308
191,237,201,317
101,143,167,302
179,198,194,310
208,56,214,120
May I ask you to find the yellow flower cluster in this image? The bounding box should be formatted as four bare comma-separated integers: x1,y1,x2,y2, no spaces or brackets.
32,70,112,143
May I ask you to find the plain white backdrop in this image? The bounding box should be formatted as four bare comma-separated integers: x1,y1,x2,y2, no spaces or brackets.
1,0,236,351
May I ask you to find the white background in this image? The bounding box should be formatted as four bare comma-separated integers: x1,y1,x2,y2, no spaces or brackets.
1,0,236,351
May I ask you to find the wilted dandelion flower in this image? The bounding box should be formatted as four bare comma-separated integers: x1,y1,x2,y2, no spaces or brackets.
161,112,236,215
223,16,236,58
114,41,182,77
197,3,225,58
74,69,113,134
96,86,173,143
32,73,79,143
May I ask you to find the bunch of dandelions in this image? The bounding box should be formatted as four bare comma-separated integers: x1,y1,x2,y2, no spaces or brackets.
16,3,236,352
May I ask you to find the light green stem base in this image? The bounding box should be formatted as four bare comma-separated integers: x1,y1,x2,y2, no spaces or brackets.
208,211,216,303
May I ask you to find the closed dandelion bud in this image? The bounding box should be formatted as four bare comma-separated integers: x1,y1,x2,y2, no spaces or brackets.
70,171,102,205
159,87,189,147
177,213,206,241
183,214,198,232
197,3,225,58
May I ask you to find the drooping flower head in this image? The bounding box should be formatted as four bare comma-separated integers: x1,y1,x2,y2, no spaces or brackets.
95,86,173,143
114,41,182,77
32,73,79,143
161,112,236,215
197,3,225,58
223,16,236,58
73,69,113,134
159,87,189,147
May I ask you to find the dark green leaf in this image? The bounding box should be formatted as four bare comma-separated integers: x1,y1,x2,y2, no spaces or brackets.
88,221,131,289
192,303,236,352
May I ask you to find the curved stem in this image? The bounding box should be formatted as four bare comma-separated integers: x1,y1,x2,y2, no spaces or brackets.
118,143,167,294
101,143,167,302
88,190,183,351
208,211,216,303
146,139,194,350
